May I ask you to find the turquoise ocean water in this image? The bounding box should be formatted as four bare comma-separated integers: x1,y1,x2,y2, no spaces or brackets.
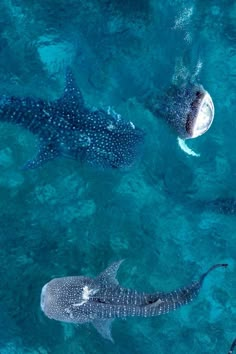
0,0,235,353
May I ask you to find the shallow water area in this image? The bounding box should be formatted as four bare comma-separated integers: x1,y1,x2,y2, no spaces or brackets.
0,0,235,353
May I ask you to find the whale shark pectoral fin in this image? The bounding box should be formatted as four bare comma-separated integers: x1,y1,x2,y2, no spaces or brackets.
96,260,125,287
92,319,114,342
22,144,60,169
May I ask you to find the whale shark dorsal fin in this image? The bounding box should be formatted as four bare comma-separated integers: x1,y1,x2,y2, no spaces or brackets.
96,260,124,286
61,67,84,111
92,319,114,342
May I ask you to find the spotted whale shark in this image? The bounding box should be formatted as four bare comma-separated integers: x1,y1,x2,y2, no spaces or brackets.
40,260,227,341
0,69,144,169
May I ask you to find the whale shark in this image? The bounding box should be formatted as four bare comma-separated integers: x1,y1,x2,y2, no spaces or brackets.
229,339,236,354
144,82,214,157
0,69,144,169
40,260,227,341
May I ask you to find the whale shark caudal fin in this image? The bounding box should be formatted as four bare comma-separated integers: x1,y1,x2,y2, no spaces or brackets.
200,263,228,285
145,263,228,315
228,339,236,354
92,319,114,342
193,264,228,299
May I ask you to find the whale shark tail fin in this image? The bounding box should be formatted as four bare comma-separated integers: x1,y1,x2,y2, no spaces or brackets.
157,263,228,315
22,142,60,169
200,263,228,284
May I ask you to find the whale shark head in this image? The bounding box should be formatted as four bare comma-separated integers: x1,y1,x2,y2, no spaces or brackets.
185,88,214,139
40,276,98,323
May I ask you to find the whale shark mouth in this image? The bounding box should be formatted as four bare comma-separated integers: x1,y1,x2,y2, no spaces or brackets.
186,90,215,139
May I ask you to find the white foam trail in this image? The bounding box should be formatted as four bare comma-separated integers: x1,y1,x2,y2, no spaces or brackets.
173,6,194,30
192,58,203,79
177,137,200,157
172,57,189,85
172,6,194,44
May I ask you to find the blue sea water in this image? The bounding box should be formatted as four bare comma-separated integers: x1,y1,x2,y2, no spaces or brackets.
0,0,235,353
